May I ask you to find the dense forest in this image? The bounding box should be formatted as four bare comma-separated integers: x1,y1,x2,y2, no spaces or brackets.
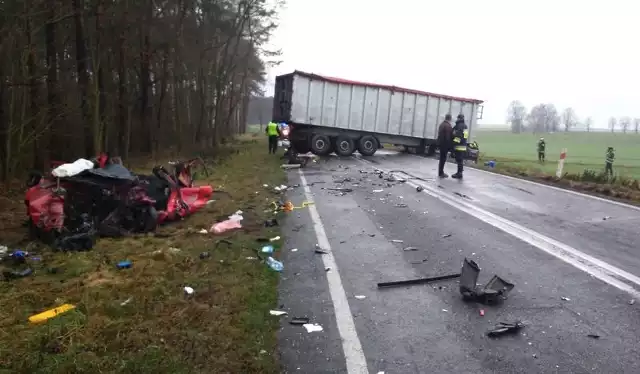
0,0,281,181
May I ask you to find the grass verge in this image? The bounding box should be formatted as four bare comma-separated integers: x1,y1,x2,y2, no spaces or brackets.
0,136,286,373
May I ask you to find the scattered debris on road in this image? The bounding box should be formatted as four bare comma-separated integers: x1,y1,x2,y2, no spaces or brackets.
355,295,366,300
459,258,514,304
629,299,636,305
587,334,600,339
303,323,323,333
403,246,418,251
442,234,452,238
377,273,461,289
416,186,424,192
289,317,310,325
395,203,408,207
561,296,571,301
373,189,384,193
269,310,288,316
486,321,524,338
391,239,404,243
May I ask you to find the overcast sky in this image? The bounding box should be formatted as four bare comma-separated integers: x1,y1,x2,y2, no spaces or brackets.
265,0,638,128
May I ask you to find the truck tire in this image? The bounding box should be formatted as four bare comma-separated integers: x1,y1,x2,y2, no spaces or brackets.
427,145,437,156
310,134,332,155
357,135,378,156
334,135,356,156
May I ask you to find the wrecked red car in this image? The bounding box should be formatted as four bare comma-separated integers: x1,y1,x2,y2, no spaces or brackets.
25,155,213,250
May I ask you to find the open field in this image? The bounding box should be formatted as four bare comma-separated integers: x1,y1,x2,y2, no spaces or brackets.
474,130,640,179
0,136,284,373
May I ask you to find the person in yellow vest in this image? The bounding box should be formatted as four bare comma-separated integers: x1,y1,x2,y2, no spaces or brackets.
451,114,469,179
265,121,280,154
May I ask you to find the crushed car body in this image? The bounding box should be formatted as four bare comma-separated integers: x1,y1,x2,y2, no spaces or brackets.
25,154,213,249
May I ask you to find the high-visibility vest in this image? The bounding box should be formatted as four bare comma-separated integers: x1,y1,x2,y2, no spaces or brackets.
267,122,279,136
453,127,469,151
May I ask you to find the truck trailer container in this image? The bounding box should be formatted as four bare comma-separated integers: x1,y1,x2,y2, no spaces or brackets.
272,71,484,157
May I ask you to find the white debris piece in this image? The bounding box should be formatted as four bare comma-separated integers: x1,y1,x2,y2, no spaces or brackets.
303,323,324,333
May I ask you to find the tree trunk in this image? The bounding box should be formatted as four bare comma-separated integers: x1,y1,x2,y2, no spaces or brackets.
72,0,92,157
26,9,41,170
46,0,59,162
117,33,128,157
95,0,106,153
155,45,169,155
139,0,152,153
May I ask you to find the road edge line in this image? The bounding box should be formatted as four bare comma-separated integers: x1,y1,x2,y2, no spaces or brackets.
297,168,369,374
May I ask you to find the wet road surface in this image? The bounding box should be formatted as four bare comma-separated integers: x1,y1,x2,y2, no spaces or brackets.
276,151,640,374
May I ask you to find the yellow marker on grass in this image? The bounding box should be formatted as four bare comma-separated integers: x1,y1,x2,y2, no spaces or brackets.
28,304,76,324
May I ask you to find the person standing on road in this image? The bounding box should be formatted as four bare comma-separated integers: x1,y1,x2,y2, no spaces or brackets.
605,146,615,178
451,114,469,179
537,137,546,163
437,114,454,178
266,121,280,154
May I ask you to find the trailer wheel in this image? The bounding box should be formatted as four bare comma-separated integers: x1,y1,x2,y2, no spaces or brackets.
310,134,332,156
334,135,356,156
357,135,378,156
426,145,437,156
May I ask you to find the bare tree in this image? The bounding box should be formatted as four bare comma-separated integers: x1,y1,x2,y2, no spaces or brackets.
635,118,640,134
584,117,593,132
609,117,617,133
619,116,631,133
506,100,527,133
527,103,560,133
561,107,577,132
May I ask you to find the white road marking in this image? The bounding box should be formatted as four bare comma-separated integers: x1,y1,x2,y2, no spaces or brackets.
298,169,369,374
393,152,640,212
469,164,640,211
358,159,640,299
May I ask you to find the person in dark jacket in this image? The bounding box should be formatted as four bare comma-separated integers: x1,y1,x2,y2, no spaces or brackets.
437,114,453,178
451,114,469,179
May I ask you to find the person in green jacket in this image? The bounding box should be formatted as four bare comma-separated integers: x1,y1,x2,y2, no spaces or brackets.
537,137,546,163
265,121,280,154
605,147,615,178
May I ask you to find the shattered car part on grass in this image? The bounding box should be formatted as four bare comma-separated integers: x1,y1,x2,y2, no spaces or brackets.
459,258,514,304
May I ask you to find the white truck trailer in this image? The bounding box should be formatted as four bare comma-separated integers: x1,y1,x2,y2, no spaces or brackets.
272,71,484,157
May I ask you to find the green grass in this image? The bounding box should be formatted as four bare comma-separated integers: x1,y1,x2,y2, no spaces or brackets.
474,130,640,179
0,136,286,373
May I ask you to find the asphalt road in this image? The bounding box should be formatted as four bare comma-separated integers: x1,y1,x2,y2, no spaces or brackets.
276,151,640,374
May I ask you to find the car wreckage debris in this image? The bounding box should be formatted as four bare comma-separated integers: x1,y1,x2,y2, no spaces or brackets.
377,273,461,289
486,321,525,338
459,258,514,304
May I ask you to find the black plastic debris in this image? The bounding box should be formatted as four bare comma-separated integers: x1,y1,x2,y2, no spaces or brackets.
377,273,460,289
314,249,329,254
264,218,279,227
459,258,514,304
54,231,96,252
587,334,600,339
486,321,524,338
326,188,353,193
199,252,210,259
2,268,33,281
290,317,310,325
416,186,424,192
